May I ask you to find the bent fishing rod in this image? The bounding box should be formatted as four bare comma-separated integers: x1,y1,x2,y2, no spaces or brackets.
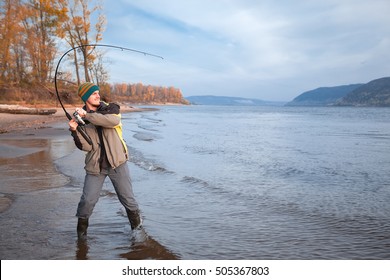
54,44,163,144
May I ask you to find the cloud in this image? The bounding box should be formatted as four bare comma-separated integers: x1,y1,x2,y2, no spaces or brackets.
103,0,390,101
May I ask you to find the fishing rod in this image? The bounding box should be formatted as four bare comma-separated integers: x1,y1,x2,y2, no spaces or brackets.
54,43,164,144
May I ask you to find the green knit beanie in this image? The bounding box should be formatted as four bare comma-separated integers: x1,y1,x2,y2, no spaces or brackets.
78,82,99,102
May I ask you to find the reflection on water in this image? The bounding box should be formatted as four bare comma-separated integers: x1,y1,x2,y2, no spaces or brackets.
0,139,72,193
76,239,89,260
75,228,178,260
120,228,179,260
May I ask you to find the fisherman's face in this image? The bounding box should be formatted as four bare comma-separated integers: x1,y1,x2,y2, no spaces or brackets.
86,91,100,107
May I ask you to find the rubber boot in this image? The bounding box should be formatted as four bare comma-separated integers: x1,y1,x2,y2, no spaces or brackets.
126,209,142,230
77,218,89,239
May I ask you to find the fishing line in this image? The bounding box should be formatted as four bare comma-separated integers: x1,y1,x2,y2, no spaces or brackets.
53,43,163,144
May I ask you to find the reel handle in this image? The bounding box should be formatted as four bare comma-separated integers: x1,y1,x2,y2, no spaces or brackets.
66,111,92,145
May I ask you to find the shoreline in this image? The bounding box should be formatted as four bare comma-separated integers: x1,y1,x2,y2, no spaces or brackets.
0,103,156,134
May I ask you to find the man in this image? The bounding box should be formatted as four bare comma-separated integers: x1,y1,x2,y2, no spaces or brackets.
69,82,141,239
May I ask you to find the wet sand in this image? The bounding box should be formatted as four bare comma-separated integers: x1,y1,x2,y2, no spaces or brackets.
0,106,178,260
0,109,69,213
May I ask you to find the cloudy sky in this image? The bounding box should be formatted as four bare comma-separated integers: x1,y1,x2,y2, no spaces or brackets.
101,0,390,101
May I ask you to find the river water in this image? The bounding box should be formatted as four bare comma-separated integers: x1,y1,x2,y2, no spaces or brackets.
123,105,390,259
1,105,389,259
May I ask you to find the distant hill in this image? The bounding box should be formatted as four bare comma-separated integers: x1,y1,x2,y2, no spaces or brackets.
186,95,285,106
335,77,390,106
286,77,390,107
285,84,363,106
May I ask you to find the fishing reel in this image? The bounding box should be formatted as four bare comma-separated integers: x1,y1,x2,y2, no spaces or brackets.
72,110,92,145
73,111,85,125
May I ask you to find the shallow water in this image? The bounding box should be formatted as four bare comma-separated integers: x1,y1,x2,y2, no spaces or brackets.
1,106,390,259
123,105,390,259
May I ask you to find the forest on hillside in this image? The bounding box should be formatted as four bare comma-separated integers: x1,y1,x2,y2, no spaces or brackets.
0,0,188,105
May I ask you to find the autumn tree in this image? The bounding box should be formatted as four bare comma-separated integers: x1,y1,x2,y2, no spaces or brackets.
20,0,68,85
0,0,25,85
0,0,66,88
109,82,188,104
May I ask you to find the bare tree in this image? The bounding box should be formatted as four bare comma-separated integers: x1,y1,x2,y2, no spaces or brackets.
59,0,106,84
